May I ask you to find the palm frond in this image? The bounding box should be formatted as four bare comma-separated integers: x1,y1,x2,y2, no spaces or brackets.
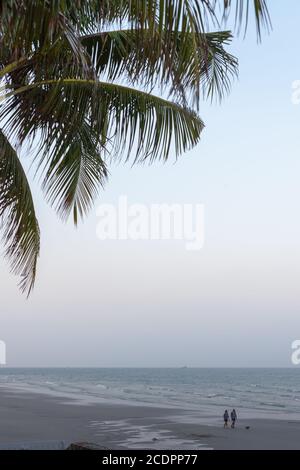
41,122,108,225
2,79,205,165
0,0,271,294
82,1,271,38
1,79,203,224
81,29,237,106
0,0,91,78
222,0,271,40
0,130,40,295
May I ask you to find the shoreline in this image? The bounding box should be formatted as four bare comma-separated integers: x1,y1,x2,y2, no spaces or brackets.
0,387,300,449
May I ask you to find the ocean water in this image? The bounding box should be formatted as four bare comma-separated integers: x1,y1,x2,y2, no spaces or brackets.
0,368,300,419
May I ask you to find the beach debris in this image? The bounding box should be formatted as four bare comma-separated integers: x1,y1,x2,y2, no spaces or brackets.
67,442,109,450
0,440,68,450
245,426,250,430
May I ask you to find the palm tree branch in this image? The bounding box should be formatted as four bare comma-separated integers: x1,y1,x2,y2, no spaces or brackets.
80,29,238,105
81,1,271,38
0,130,40,295
2,78,205,162
40,122,108,225
1,79,203,223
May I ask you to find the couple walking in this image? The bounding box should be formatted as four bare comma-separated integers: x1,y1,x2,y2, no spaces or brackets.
223,409,237,428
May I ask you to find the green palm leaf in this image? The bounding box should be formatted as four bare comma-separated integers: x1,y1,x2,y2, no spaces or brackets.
3,79,204,163
81,29,238,106
83,1,271,39
2,79,203,225
0,130,40,295
0,0,271,294
41,122,108,225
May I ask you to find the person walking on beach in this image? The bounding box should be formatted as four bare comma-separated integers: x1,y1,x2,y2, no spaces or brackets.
223,410,229,428
231,409,237,428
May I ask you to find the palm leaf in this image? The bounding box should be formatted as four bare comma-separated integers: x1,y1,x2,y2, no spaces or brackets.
81,29,238,106
0,1,271,294
2,79,205,164
222,0,271,40
84,1,271,39
2,79,203,223
0,130,40,295
0,1,91,79
41,122,108,225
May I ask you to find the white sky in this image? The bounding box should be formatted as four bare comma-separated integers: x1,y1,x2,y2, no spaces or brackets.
1,1,300,367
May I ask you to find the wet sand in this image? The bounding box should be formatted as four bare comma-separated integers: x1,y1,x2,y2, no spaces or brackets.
0,387,300,449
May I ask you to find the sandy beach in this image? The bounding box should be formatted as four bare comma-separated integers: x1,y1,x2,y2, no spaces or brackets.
0,387,299,450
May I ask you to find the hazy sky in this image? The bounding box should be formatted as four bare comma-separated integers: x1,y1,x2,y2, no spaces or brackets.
1,1,300,367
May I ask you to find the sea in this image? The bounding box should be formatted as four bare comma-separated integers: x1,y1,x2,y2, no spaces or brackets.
0,368,300,420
